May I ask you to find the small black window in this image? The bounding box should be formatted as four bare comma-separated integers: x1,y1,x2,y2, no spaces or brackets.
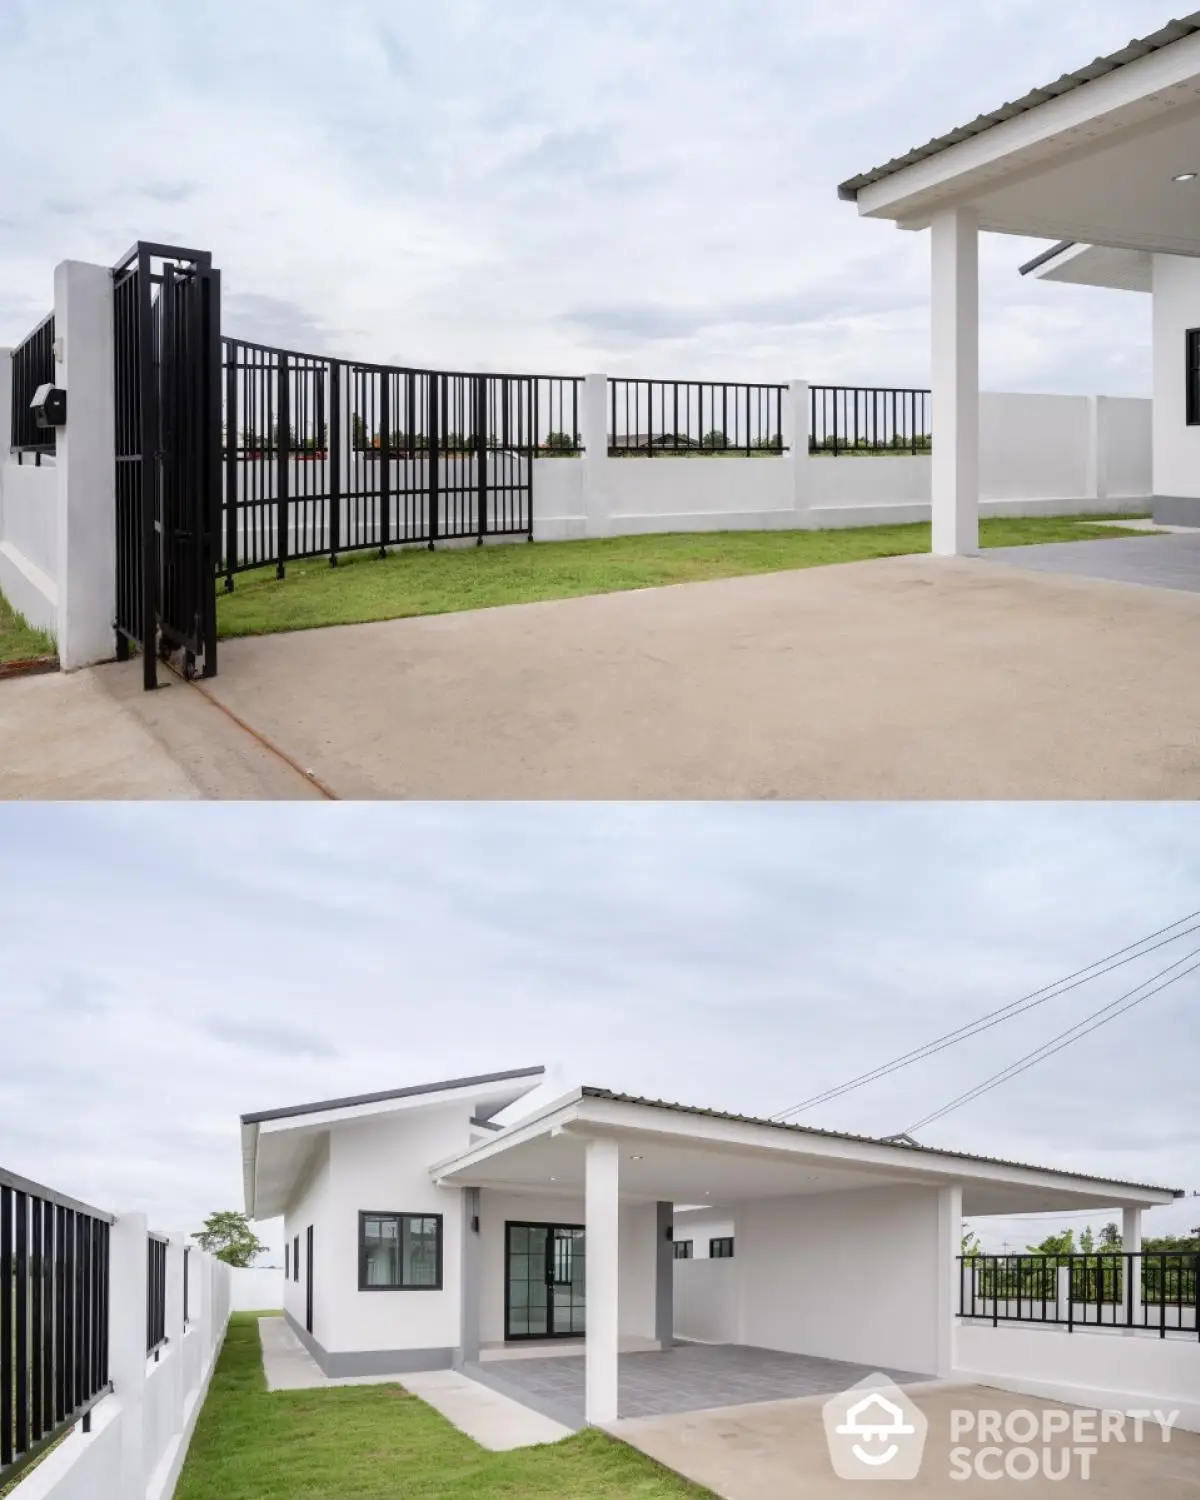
293,1234,300,1282
1187,330,1200,426
284,1243,289,1279
673,1239,693,1260
710,1237,735,1259
359,1212,443,1290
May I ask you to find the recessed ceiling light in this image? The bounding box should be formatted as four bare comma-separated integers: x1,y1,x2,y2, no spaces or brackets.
1174,172,1197,182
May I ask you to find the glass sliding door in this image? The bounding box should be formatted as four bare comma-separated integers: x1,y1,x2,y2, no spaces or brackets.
505,1221,586,1339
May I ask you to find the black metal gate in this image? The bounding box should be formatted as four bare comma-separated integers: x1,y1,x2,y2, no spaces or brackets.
113,243,221,690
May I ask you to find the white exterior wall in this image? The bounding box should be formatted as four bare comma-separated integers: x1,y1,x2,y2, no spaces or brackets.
737,1186,942,1375
956,1323,1200,1433
1152,253,1200,499
1100,397,1154,498
476,1190,657,1345
671,1211,735,1258
282,1108,468,1360
0,460,58,638
674,1259,739,1344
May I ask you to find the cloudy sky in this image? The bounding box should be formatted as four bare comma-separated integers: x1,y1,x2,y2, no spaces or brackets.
2,802,1197,1256
0,0,1175,391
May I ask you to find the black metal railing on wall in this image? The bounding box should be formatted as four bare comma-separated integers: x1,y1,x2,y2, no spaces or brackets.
608,378,786,456
0,1168,113,1486
220,337,581,580
146,1235,168,1357
810,385,931,456
959,1252,1200,1340
9,313,56,462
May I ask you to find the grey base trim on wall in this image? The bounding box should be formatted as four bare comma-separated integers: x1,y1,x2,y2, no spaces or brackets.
1152,495,1200,526
283,1309,455,1377
458,1360,585,1432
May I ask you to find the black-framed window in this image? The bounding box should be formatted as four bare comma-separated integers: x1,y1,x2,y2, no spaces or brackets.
1188,329,1200,426
710,1237,735,1259
359,1211,443,1290
293,1234,300,1282
673,1239,693,1260
284,1243,289,1279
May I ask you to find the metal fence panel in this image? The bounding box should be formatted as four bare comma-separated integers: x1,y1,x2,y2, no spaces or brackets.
9,313,56,460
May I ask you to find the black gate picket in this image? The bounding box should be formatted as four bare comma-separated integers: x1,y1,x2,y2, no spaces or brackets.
113,243,220,690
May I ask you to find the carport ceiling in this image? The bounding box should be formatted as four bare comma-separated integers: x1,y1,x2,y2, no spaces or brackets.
434,1129,1151,1217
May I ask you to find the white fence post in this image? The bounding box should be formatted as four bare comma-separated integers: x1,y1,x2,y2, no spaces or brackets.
580,373,609,539
1123,1207,1143,1335
166,1235,187,1431
53,260,116,670
0,348,12,457
788,380,812,524
109,1211,149,1500
937,1186,962,1378
1057,1263,1072,1324
1085,394,1110,504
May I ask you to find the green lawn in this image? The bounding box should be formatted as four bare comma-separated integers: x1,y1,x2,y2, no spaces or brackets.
176,1314,710,1500
217,515,1151,640
0,590,55,666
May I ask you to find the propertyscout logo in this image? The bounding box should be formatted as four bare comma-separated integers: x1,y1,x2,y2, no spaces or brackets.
823,1376,928,1481
822,1374,1181,1483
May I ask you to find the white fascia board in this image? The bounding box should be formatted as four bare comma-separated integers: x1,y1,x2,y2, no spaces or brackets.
428,1089,586,1181
566,1098,1179,1209
855,33,1200,224
241,1121,259,1219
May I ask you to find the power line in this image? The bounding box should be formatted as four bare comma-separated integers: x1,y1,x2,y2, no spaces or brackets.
906,945,1200,1133
770,911,1200,1122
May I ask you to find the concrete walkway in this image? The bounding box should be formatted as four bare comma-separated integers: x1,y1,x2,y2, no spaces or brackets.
257,1318,570,1450
617,1383,1200,1499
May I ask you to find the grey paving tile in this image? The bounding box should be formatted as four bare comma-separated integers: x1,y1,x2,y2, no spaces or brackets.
987,533,1200,594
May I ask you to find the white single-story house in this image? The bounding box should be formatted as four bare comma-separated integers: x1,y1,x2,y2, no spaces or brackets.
240,1065,1194,1429
839,12,1200,552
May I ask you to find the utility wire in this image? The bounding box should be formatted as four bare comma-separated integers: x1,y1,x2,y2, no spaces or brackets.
906,944,1200,1133
770,911,1200,1122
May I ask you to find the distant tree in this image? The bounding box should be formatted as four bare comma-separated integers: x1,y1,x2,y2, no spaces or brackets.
544,431,576,451
701,429,728,450
1027,1229,1075,1266
1079,1226,1095,1255
192,1211,266,1268
351,412,368,451
1098,1222,1122,1250
961,1228,983,1258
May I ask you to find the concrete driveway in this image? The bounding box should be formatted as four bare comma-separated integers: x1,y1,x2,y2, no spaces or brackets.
5,548,1200,799
616,1383,1200,1499
199,551,1200,799
987,529,1200,594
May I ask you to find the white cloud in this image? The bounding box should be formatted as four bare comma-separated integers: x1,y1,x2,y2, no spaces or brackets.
0,0,1166,388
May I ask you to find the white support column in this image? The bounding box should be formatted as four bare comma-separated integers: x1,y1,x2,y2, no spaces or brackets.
109,1212,149,1500
930,209,979,556
1123,1206,1143,1332
786,379,812,524
936,1185,962,1379
580,373,610,539
1086,394,1109,505
53,260,116,669
585,1137,620,1425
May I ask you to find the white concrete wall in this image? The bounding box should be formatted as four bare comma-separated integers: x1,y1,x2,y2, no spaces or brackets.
282,1135,330,1340
737,1186,942,1375
674,1258,740,1344
532,389,1150,542
228,1265,285,1311
956,1322,1200,1433
10,1221,230,1500
1152,253,1200,500
0,459,58,638
476,1190,658,1345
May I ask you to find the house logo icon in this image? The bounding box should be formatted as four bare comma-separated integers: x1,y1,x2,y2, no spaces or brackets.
822,1375,929,1481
